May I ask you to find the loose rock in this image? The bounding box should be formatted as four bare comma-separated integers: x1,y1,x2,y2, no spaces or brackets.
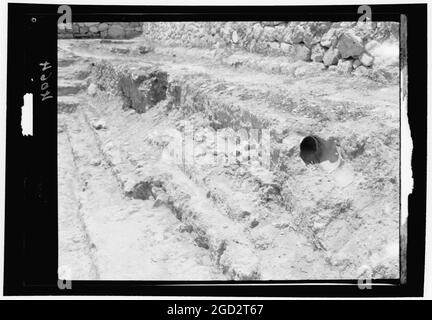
320,28,338,48
323,48,340,66
352,65,371,77
280,42,292,54
290,25,305,44
359,52,374,67
337,31,364,58
87,83,97,96
365,40,379,54
294,44,311,61
98,23,109,32
311,44,326,62
108,25,125,39
353,59,362,69
232,30,239,43
337,59,353,74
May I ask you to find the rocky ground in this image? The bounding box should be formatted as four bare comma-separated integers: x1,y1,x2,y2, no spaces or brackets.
58,34,400,280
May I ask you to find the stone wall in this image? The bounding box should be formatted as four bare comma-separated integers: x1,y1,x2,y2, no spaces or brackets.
141,21,399,71
58,22,143,39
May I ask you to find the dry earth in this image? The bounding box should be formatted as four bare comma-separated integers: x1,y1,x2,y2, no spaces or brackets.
58,37,400,280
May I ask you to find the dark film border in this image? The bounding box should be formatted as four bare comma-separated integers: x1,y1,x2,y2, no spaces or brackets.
4,4,427,297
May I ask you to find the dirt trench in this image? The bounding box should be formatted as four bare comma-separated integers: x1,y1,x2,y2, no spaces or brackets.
58,39,400,280
58,54,228,280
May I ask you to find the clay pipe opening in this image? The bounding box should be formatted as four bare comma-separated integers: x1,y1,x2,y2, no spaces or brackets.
300,135,339,165
300,135,320,165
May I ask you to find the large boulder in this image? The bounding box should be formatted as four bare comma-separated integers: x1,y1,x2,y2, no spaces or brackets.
365,40,379,54
79,26,89,34
269,42,280,55
125,28,139,39
303,33,320,48
353,59,362,69
107,24,125,39
290,25,305,44
293,44,311,61
302,23,324,48
353,22,376,41
72,24,80,33
337,59,353,74
248,39,256,52
323,48,340,66
221,22,233,37
273,24,286,42
352,65,371,77
280,42,293,54
336,31,364,58
311,44,326,62
252,23,263,39
359,52,374,67
129,22,141,28
365,41,399,67
98,23,109,32
320,28,339,48
261,26,276,42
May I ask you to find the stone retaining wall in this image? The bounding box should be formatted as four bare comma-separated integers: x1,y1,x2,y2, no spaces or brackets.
141,21,399,70
58,22,143,39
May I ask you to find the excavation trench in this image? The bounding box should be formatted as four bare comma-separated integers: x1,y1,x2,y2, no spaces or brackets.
59,103,229,279
123,176,261,280
58,39,401,280
72,73,262,279
85,59,358,279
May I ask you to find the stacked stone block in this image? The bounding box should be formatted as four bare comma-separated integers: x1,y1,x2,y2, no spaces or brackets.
58,22,144,39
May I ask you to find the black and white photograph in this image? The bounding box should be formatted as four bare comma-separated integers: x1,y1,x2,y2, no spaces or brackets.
2,2,429,300
57,19,402,281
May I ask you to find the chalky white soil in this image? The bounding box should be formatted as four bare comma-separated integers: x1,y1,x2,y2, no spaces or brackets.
58,38,400,280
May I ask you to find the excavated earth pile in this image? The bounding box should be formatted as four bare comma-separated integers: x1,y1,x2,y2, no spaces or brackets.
58,34,400,280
